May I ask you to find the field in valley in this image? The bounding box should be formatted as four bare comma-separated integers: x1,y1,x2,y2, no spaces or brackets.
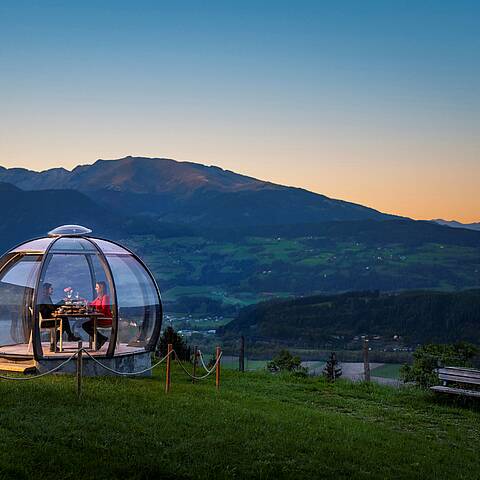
122,234,480,316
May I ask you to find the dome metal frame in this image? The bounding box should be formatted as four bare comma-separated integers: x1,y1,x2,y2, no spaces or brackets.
0,228,163,361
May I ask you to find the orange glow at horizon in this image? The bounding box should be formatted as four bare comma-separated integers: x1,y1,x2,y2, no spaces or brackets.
1,97,478,223
1,144,478,224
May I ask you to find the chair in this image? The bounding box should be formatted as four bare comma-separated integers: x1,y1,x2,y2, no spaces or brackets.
96,326,120,350
89,317,118,351
27,307,63,353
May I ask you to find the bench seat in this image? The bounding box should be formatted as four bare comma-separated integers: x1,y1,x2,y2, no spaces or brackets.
431,385,480,398
430,366,480,399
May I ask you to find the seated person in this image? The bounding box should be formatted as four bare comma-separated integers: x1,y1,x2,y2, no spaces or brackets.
38,282,80,348
82,281,112,350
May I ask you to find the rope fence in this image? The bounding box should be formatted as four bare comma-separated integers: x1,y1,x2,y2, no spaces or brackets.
198,349,211,372
0,343,223,397
82,349,173,377
0,351,80,381
175,350,222,381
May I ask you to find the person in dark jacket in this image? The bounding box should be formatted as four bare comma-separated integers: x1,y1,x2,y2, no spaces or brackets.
38,283,79,344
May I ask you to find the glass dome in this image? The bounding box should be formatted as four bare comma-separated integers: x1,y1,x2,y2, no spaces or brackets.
48,225,93,237
0,226,162,360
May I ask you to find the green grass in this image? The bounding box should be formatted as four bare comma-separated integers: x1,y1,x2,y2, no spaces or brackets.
203,356,269,371
163,285,221,301
0,366,479,479
244,359,269,371
225,359,269,371
370,363,403,379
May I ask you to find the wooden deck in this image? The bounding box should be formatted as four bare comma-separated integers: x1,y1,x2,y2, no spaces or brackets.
0,342,144,359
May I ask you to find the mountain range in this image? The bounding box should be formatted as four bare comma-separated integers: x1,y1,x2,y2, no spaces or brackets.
0,156,479,308
0,180,192,253
0,156,396,227
4,156,477,233
433,219,480,232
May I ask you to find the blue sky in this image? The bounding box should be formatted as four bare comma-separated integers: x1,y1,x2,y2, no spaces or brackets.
1,0,479,220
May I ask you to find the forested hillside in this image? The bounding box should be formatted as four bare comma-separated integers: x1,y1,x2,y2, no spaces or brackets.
219,289,480,346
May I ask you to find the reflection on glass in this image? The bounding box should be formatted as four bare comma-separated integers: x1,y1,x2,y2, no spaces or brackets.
90,239,130,255
107,255,158,347
12,238,54,253
50,238,97,252
0,255,41,348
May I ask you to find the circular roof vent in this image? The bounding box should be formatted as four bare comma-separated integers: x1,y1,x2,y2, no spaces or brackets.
48,225,93,237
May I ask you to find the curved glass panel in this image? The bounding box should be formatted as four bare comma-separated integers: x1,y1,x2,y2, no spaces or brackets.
36,252,113,355
0,255,41,353
106,255,159,349
91,239,130,255
12,238,54,253
50,238,97,252
48,225,92,237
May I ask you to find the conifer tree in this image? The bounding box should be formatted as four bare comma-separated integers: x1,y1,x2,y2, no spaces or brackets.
323,352,342,381
158,326,191,361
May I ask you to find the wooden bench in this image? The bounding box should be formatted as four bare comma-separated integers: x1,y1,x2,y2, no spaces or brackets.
431,366,480,398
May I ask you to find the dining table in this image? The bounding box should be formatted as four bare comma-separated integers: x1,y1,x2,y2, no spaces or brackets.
52,310,106,351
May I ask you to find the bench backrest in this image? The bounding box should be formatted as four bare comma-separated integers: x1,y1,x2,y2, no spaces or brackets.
438,366,480,386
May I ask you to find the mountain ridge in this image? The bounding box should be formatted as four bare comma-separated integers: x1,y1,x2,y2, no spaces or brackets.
0,156,398,226
0,157,277,193
433,219,480,232
0,181,194,254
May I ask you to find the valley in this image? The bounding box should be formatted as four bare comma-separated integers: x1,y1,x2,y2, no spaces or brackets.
121,231,480,316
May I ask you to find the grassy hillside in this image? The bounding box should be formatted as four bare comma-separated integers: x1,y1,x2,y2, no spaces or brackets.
0,366,479,479
121,222,480,316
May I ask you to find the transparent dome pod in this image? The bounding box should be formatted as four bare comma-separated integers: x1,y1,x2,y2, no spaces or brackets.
0,227,162,360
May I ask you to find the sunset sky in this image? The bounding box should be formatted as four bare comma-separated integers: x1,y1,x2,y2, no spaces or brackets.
1,1,478,222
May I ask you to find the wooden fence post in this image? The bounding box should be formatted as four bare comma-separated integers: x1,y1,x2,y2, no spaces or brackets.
363,338,371,382
76,340,83,398
239,336,245,372
215,346,221,391
332,352,337,381
165,343,173,393
192,345,198,384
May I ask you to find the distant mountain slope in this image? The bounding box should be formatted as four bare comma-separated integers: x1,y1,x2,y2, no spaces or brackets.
433,219,480,232
0,157,263,193
0,179,478,303
0,182,193,254
0,157,397,226
0,182,118,252
219,290,480,345
203,218,480,247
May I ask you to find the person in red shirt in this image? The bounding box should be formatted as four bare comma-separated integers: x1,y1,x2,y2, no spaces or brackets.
82,281,112,349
